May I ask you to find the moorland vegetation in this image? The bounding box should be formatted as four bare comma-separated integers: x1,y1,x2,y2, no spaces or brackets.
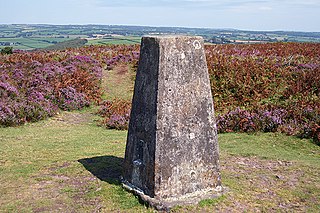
1,43,319,144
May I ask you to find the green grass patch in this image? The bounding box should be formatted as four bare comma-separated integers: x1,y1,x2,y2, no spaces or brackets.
0,111,319,211
102,65,135,101
0,37,73,50
219,132,320,167
198,195,226,207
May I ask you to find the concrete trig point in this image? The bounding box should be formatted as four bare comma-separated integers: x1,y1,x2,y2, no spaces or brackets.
122,35,223,210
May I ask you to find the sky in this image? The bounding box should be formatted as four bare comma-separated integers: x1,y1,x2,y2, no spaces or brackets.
1,0,320,32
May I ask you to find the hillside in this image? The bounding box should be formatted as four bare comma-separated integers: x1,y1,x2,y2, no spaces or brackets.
1,64,319,212
0,43,319,211
1,24,320,50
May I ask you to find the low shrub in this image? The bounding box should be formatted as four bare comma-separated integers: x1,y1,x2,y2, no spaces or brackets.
97,99,131,130
56,87,89,111
0,51,102,126
216,106,320,145
0,44,139,127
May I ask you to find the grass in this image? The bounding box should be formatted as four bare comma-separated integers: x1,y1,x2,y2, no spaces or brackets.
0,113,147,212
1,63,319,212
102,64,135,101
219,132,320,167
1,116,319,212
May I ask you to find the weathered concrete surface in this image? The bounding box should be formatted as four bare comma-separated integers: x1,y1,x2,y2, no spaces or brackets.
123,35,222,210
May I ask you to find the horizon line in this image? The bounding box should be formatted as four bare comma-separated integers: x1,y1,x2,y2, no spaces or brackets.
1,23,320,33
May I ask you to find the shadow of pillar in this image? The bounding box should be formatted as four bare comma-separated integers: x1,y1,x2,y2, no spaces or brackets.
78,155,124,185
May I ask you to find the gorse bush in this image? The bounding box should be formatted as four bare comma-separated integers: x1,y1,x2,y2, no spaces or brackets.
1,47,13,55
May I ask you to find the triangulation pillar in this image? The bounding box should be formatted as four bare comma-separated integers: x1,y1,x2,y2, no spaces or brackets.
122,35,223,210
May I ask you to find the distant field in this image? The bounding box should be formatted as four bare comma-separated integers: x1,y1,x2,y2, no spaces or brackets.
86,36,141,45
0,36,141,50
0,37,72,50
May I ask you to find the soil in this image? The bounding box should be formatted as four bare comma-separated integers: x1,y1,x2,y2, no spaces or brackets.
212,155,318,212
49,111,96,126
31,161,102,213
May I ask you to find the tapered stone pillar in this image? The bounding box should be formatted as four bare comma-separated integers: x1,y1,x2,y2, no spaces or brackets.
122,35,222,210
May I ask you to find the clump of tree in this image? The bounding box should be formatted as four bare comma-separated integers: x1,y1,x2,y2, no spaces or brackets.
1,47,13,55
42,38,88,51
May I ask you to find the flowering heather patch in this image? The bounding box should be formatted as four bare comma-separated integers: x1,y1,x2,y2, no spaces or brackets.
216,106,320,144
95,43,319,144
57,87,89,111
205,43,320,144
216,108,288,133
0,45,139,127
206,43,320,113
1,42,319,144
97,99,131,130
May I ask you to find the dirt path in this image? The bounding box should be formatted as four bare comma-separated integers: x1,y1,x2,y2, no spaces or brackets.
213,155,319,212
102,64,135,101
44,64,135,127
26,65,135,211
